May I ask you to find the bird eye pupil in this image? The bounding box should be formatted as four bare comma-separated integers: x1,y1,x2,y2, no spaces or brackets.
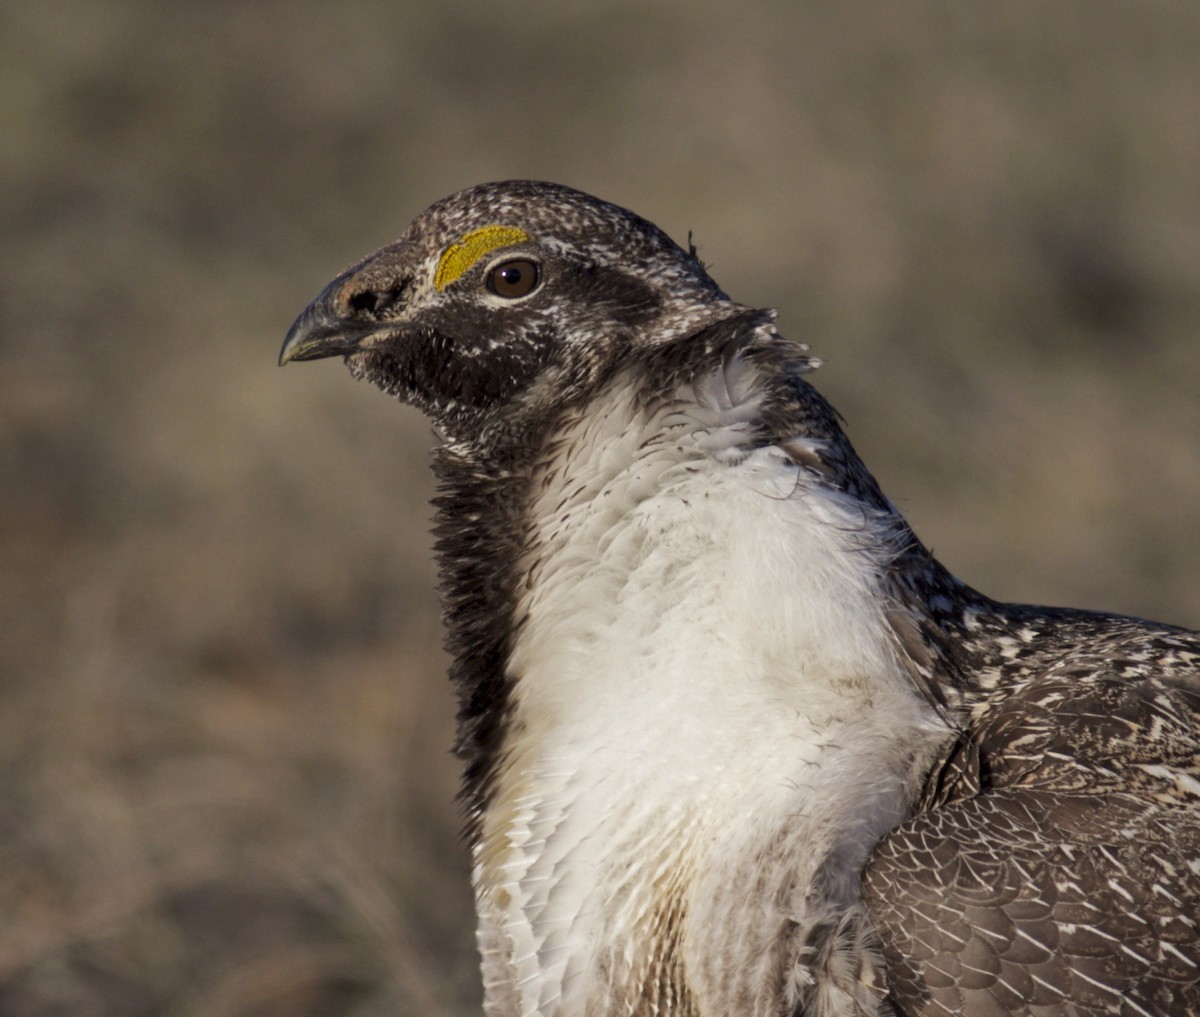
488,259,540,298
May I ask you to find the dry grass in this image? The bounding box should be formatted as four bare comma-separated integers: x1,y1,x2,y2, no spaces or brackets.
1,2,1198,1013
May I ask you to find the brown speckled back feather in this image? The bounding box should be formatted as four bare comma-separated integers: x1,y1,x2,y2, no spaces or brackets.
866,611,1200,1016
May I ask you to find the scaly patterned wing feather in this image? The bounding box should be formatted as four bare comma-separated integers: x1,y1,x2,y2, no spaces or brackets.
864,665,1200,1016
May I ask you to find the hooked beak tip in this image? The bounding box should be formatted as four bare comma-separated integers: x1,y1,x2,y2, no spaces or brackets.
279,286,362,366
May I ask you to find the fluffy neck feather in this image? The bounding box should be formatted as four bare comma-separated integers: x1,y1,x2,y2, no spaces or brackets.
435,321,956,1015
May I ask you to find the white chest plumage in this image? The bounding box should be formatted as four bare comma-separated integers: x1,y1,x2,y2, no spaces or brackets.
474,357,946,1017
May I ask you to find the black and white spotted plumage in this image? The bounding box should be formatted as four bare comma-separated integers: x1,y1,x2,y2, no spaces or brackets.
281,181,1200,1017
867,612,1200,1016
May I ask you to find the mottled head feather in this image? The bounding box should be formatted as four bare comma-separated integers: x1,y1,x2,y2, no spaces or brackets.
284,181,750,446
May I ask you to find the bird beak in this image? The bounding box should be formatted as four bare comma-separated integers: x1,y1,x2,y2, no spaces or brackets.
279,274,372,366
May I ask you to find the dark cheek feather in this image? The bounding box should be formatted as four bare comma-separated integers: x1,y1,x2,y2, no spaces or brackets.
567,265,664,326
350,349,422,405
350,338,529,415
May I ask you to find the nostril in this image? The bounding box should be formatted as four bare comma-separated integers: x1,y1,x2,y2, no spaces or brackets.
348,289,379,315
345,279,410,319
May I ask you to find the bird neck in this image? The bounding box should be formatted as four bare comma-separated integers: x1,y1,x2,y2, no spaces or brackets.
441,334,956,1016
431,318,977,837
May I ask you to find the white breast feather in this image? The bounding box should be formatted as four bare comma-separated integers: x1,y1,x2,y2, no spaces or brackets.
475,352,948,1017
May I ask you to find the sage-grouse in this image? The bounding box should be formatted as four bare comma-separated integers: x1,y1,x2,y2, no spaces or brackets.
280,180,1200,1017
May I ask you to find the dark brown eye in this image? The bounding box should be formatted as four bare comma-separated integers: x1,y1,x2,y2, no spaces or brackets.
487,259,540,298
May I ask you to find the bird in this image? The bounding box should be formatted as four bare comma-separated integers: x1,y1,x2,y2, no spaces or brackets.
280,180,1200,1017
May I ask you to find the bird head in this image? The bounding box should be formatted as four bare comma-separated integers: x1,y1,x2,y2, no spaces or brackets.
280,181,745,442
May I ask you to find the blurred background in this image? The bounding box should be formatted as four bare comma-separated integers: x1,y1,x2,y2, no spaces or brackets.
2,2,1198,1014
